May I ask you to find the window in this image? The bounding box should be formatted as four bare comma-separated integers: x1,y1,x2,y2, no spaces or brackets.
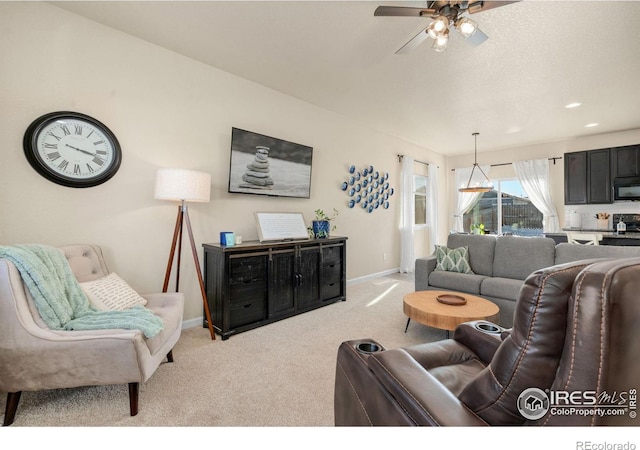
414,174,427,226
463,179,543,236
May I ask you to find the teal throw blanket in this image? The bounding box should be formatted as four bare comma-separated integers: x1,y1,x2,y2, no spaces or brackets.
0,244,164,338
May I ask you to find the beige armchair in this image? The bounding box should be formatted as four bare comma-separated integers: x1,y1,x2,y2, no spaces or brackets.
0,244,184,426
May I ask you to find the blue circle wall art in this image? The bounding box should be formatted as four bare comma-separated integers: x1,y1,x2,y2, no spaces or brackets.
341,163,394,214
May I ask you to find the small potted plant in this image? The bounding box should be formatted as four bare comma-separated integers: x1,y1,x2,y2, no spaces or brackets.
471,223,485,235
311,208,338,239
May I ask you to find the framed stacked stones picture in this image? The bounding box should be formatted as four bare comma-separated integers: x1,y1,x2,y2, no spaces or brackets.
228,127,313,198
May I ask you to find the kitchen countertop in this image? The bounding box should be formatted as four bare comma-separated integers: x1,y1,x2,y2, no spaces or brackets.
558,228,640,239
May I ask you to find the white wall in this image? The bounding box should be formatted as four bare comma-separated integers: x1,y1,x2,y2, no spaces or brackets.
445,128,640,234
0,3,446,322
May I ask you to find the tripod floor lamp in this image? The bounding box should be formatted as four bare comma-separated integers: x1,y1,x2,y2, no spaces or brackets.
154,168,215,340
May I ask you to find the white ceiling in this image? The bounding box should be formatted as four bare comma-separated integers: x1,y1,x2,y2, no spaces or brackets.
52,0,640,156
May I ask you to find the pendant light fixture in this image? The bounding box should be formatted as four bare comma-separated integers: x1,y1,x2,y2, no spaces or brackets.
458,132,493,193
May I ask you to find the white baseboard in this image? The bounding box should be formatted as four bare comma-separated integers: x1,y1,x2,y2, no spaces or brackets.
181,268,401,330
346,268,400,285
182,316,204,330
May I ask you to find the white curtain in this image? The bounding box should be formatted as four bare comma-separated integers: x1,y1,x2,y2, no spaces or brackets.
513,158,560,232
427,163,439,254
453,165,490,232
399,156,415,273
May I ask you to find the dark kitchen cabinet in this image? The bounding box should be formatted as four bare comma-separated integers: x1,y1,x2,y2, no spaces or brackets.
564,149,611,204
564,151,588,204
203,237,346,339
611,144,640,178
587,149,611,204
601,237,640,246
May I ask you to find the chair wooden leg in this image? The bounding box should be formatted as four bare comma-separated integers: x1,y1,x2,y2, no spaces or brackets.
3,391,22,426
167,350,174,363
128,383,139,416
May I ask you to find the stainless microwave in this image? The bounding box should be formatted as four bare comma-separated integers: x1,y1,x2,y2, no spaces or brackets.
614,177,640,201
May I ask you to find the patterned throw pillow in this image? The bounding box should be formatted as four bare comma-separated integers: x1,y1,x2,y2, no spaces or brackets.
434,245,474,274
80,273,148,311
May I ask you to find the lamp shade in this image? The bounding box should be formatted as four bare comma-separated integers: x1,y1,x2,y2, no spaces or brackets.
154,168,211,203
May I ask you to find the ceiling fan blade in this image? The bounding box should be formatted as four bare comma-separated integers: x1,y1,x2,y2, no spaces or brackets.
467,1,519,14
374,6,436,17
466,27,489,46
395,27,430,54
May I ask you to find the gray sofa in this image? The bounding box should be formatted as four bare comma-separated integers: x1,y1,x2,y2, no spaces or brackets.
415,233,640,326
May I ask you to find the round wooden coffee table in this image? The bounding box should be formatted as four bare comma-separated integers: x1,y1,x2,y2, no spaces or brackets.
403,290,499,337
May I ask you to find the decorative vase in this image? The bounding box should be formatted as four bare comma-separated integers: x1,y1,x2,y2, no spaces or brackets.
312,220,330,239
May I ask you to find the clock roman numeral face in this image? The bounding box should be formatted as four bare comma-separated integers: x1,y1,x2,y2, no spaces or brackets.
24,111,122,188
35,118,114,179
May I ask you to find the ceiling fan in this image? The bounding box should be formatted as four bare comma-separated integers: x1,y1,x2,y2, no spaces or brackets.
375,1,517,53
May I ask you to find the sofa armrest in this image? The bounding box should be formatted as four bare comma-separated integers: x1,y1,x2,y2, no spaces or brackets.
453,321,504,364
368,349,488,426
415,256,437,291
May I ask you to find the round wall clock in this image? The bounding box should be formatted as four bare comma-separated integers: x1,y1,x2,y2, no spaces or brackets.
23,111,122,188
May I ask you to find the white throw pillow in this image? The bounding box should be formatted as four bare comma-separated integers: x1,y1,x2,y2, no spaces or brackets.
80,273,147,311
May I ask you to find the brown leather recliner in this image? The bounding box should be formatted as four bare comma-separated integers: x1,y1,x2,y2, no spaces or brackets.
334,257,640,426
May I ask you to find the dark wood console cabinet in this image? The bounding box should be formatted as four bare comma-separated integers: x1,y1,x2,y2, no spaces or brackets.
202,237,347,339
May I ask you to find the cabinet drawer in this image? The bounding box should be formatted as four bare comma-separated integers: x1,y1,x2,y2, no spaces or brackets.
321,260,342,300
229,283,266,305
321,279,341,300
229,256,266,304
322,246,342,263
230,300,266,328
322,262,342,283
229,256,266,281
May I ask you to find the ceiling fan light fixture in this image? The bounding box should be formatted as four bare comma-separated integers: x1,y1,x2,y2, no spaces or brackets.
427,15,449,39
432,30,449,52
375,1,519,55
467,1,484,14
455,17,478,38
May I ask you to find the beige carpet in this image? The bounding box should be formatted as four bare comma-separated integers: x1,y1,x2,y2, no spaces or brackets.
4,274,626,449
4,273,448,427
